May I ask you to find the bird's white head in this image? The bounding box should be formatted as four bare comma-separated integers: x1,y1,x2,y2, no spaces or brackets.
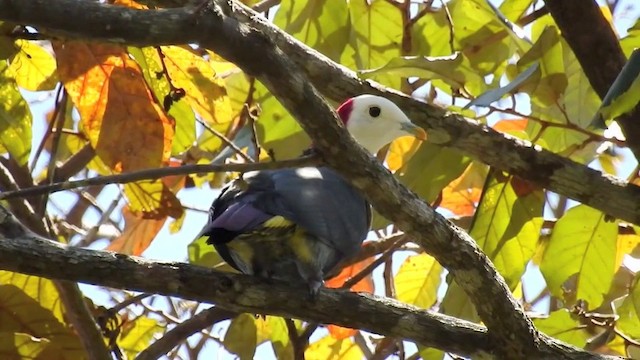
337,94,427,153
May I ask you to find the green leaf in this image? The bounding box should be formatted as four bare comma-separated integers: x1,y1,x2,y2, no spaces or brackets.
592,49,640,128
118,316,164,358
394,254,442,308
442,174,543,320
470,175,543,288
616,274,640,340
273,0,349,61
267,317,293,360
253,82,309,160
340,0,403,89
224,314,258,360
522,17,601,162
534,310,589,347
540,205,617,308
418,346,445,360
499,0,535,21
0,332,50,359
372,143,469,229
441,282,479,322
620,19,640,58
361,53,485,95
447,0,517,75
305,335,363,360
187,236,236,272
517,26,567,106
0,62,32,166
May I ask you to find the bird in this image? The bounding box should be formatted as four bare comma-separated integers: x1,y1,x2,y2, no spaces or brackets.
197,94,426,296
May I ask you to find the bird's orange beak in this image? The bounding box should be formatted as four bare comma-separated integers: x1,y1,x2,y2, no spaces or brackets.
401,122,427,141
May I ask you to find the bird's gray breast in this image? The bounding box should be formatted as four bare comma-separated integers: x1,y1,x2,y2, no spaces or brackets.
249,167,370,258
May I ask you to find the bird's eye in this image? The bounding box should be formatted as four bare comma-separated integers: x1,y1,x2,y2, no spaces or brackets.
368,106,381,118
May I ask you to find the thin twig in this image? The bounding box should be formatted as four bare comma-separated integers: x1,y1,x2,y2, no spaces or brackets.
340,236,408,290
195,117,254,163
285,318,306,360
0,155,321,200
39,91,68,216
29,84,64,172
251,0,280,13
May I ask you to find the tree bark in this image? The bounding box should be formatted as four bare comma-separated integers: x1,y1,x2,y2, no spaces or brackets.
0,207,619,359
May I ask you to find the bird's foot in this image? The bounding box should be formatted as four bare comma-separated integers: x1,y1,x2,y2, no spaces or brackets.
307,280,323,301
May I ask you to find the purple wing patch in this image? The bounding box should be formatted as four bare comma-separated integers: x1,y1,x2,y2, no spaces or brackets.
209,202,272,231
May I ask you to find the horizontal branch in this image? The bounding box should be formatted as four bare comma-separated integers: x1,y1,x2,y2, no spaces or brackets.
0,206,488,358
0,207,615,359
0,155,320,200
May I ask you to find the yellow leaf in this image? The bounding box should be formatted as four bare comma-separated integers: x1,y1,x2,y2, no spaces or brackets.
8,40,58,91
616,230,640,270
0,332,50,359
160,46,233,125
0,272,85,359
55,41,174,172
395,254,442,308
118,316,164,358
305,335,363,360
387,136,423,172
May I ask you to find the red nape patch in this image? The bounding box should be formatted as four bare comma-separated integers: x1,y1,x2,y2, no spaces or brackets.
336,98,354,124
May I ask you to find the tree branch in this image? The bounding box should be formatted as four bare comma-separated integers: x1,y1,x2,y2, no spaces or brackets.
0,207,618,359
2,0,638,226
0,0,631,357
543,0,640,161
135,307,236,360
0,155,320,200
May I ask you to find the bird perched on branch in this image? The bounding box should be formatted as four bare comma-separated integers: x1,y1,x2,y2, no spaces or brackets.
198,94,426,295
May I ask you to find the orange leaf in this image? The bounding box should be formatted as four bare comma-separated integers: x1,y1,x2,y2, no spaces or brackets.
326,324,357,340
493,118,528,133
107,206,166,256
440,163,485,216
54,41,174,172
325,256,375,340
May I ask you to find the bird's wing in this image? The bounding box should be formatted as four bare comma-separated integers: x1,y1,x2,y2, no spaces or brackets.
200,167,370,270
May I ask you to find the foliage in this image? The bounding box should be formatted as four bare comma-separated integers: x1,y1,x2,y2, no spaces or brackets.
0,0,639,358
